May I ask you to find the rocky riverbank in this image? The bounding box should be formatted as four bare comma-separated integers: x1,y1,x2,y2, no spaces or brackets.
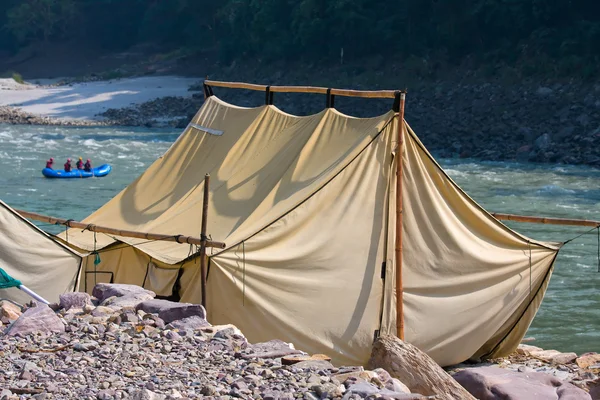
0,284,426,400
0,106,113,127
0,283,598,399
3,76,600,166
97,79,600,167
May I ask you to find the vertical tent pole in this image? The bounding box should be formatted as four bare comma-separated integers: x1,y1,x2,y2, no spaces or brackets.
200,173,210,309
396,92,406,340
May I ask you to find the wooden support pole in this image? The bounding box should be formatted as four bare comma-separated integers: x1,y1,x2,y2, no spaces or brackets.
200,173,210,309
396,92,406,340
492,213,600,227
203,80,398,99
14,208,226,249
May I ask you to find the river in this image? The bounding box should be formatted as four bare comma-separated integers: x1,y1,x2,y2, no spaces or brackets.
1,123,599,354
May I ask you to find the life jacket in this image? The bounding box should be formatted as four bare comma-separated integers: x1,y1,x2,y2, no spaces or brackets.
76,160,84,169
45,161,53,169
84,161,92,171
64,162,72,172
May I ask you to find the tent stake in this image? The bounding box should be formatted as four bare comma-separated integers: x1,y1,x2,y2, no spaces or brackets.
200,174,210,309
396,92,406,340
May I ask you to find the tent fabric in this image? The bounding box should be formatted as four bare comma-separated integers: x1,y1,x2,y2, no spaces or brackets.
62,95,559,366
0,200,82,304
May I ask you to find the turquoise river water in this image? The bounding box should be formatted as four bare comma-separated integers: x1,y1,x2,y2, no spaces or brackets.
0,124,598,354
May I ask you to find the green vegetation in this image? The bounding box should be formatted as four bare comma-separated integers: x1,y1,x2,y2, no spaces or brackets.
0,0,598,77
11,72,23,84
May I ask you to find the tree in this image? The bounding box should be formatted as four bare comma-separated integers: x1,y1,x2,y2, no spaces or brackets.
7,0,77,43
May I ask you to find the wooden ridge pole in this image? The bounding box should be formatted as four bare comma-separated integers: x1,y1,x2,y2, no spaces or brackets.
204,80,397,99
200,173,210,308
396,92,406,340
14,208,226,249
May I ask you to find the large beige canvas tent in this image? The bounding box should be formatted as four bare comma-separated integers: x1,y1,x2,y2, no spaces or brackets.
60,82,559,367
0,200,82,304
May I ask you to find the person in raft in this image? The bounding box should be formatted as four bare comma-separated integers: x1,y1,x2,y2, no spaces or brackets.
64,158,73,172
76,157,84,170
45,157,54,169
84,159,92,172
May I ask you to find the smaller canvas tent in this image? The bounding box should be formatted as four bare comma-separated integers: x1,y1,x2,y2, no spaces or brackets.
0,200,82,304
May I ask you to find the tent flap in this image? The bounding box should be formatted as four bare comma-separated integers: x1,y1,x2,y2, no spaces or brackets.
0,200,82,304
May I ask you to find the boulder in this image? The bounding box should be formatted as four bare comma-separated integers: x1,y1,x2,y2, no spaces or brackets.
293,360,335,370
282,354,332,365
577,353,600,369
136,299,182,314
92,283,155,302
517,344,578,365
158,304,205,324
368,335,476,400
0,300,22,320
241,339,304,359
5,303,65,336
533,349,578,365
91,306,115,316
131,389,166,400
534,133,552,151
453,367,592,400
136,299,207,324
168,316,210,331
200,324,244,339
516,344,543,356
92,284,155,310
59,292,92,311
590,380,600,400
346,382,424,399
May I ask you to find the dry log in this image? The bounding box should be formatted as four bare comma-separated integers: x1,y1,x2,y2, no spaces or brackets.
368,335,476,400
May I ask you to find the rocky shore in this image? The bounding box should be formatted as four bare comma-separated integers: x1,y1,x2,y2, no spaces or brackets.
0,283,598,400
0,284,426,400
0,106,113,127
101,79,600,167
2,77,600,166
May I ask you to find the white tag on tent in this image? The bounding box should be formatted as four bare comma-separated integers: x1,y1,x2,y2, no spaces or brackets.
189,124,224,136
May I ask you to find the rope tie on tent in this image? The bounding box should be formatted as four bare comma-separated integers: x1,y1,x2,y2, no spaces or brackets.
326,88,335,108
265,86,274,105
202,83,213,98
242,241,246,306
64,219,74,242
141,257,152,288
562,224,600,245
559,223,600,272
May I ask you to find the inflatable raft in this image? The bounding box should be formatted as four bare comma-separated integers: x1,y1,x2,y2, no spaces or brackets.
42,164,112,179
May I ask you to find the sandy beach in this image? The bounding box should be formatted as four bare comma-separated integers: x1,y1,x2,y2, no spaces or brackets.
0,76,199,121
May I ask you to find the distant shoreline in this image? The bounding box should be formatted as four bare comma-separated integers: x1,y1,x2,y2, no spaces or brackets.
0,76,200,127
2,75,600,168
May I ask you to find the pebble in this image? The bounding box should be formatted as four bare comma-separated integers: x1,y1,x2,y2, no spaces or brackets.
0,285,420,400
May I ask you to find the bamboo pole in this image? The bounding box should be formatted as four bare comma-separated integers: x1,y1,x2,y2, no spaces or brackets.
492,213,600,227
396,92,406,340
204,80,397,99
200,174,210,308
14,209,226,249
